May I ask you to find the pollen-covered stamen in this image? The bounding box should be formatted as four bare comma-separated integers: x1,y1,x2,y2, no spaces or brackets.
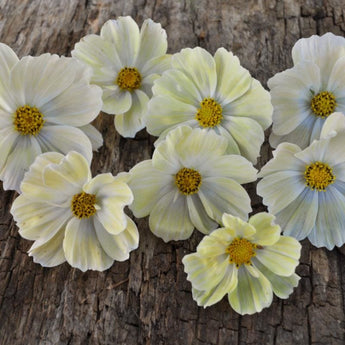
175,168,202,195
304,161,335,191
71,192,97,219
116,67,142,91
226,237,257,268
195,97,223,128
311,91,337,118
13,105,45,135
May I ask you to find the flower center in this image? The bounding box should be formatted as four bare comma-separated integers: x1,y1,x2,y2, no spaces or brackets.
175,168,202,195
116,67,142,91
310,91,337,118
225,237,257,268
13,105,45,135
71,192,97,219
304,161,335,191
195,97,223,128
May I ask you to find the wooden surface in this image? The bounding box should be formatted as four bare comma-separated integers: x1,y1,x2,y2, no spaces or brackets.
0,0,345,344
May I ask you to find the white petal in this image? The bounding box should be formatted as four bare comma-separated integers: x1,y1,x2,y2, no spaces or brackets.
151,69,201,105
200,154,257,184
36,125,93,164
135,19,167,68
102,85,132,115
0,127,18,172
199,177,252,222
10,54,76,107
79,124,103,151
128,160,173,218
149,190,194,242
146,95,197,136
248,212,281,246
94,216,138,261
327,56,345,97
228,79,272,130
257,170,305,214
28,228,66,267
294,136,330,164
40,80,102,127
275,188,318,240
43,151,90,192
187,195,219,234
141,54,172,77
320,112,345,139
221,213,256,238
11,195,71,241
214,48,251,104
100,17,140,65
114,89,149,137
221,116,265,163
0,43,18,81
255,236,301,276
191,265,238,308
63,217,113,272
196,231,228,258
182,252,229,291
228,266,273,315
308,185,345,249
0,135,42,192
172,47,217,97
253,258,300,299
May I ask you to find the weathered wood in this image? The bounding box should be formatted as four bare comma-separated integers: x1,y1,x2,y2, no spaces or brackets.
0,0,345,344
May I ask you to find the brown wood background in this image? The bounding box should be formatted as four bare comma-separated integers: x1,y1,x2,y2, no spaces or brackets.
0,0,345,344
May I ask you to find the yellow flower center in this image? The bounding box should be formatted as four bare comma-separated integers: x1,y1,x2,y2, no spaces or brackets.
195,97,223,128
13,105,45,135
310,91,337,118
304,161,335,191
71,192,97,219
116,67,142,91
175,168,202,195
226,237,257,268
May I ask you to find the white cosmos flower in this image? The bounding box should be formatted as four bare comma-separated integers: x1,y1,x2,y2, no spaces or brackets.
145,47,272,164
72,16,171,138
182,213,301,315
0,44,103,192
258,113,345,249
11,151,139,272
269,32,345,149
127,125,257,242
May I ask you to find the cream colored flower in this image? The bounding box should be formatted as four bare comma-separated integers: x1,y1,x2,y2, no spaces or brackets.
72,16,171,137
0,44,103,192
11,151,139,272
128,126,257,242
182,213,301,315
269,33,345,149
258,113,345,249
145,47,272,163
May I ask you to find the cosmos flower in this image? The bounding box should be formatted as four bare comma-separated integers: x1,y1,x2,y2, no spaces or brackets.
127,125,257,242
72,16,171,137
145,46,272,163
258,112,345,249
182,213,301,315
0,44,103,192
269,32,345,149
11,151,139,272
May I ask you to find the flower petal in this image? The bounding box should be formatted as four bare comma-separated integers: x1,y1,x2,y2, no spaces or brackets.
102,85,132,115
149,190,194,242
114,89,149,137
199,177,252,222
228,266,273,315
94,216,139,261
63,217,113,272
100,17,140,65
79,124,103,151
214,48,251,104
187,194,219,234
36,125,93,164
172,47,217,97
255,236,301,276
135,19,167,68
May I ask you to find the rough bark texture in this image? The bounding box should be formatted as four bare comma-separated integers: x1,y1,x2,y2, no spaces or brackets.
0,0,345,344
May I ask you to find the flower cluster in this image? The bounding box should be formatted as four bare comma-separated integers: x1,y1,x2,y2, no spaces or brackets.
4,16,343,316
